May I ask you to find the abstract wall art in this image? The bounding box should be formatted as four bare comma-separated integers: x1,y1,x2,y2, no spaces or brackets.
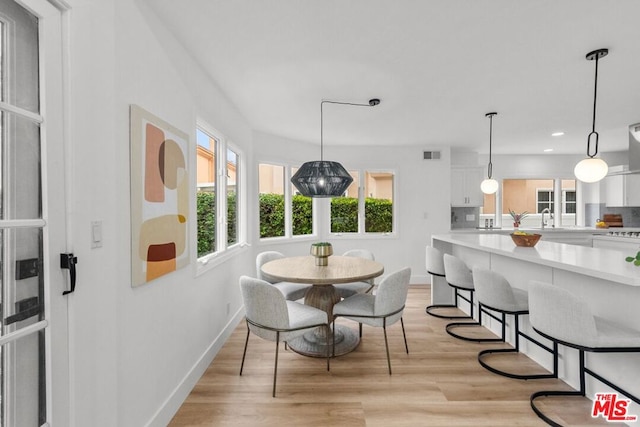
130,105,190,287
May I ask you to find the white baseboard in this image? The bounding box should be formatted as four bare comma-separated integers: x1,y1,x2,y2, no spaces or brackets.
411,274,429,285
145,308,245,427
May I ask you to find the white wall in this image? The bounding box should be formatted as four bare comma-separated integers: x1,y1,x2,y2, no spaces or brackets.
66,0,254,426
481,151,628,180
65,1,118,426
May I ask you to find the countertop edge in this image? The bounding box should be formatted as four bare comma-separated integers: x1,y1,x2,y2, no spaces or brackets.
432,233,640,286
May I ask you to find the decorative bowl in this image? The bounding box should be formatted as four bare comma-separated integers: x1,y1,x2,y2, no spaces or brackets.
510,233,542,247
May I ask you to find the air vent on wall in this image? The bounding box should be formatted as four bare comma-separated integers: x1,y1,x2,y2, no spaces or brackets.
423,151,441,160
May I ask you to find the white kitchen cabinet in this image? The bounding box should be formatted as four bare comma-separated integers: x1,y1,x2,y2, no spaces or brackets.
604,166,640,207
451,167,484,206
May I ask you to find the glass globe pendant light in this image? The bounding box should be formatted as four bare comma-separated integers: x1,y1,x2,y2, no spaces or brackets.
480,112,499,194
574,48,609,183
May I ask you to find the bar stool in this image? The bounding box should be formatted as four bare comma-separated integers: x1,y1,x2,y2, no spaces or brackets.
442,254,502,342
425,246,471,319
528,281,640,427
472,267,558,380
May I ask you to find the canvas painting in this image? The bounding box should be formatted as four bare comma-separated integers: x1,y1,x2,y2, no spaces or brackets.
130,105,190,287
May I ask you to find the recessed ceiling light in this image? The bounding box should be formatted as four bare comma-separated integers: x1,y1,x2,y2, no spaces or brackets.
544,148,554,152
551,132,565,137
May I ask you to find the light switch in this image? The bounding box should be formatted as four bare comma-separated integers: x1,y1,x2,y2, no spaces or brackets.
92,220,103,248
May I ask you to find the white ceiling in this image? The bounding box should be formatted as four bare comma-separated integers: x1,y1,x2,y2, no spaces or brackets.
140,0,640,155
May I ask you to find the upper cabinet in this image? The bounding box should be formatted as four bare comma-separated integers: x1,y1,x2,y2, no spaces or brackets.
451,167,484,206
604,166,640,207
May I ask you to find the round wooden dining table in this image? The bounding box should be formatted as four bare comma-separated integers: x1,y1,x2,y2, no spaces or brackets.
261,255,384,357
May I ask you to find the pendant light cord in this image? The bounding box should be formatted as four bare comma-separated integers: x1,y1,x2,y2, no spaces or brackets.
321,99,380,161
485,112,497,179
587,53,601,158
488,114,493,178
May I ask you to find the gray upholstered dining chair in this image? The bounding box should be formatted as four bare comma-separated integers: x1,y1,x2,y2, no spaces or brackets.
239,275,331,397
256,251,311,301
332,267,411,374
527,281,640,426
334,249,376,298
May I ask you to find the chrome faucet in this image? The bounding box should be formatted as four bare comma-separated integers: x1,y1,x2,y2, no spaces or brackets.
541,208,553,229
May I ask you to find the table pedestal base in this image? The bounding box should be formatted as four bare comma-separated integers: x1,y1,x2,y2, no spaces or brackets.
287,324,359,357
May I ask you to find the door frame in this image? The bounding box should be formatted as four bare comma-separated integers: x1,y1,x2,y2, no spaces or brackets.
5,0,72,425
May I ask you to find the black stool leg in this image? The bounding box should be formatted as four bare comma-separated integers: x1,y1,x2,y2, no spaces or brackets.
446,294,504,342
530,348,584,426
478,313,559,380
426,286,474,319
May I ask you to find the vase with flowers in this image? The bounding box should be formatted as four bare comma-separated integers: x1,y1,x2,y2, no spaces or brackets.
509,209,529,228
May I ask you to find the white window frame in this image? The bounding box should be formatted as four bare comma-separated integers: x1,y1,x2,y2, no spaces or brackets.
330,168,397,238
563,189,577,214
535,188,554,213
258,162,316,242
196,120,246,271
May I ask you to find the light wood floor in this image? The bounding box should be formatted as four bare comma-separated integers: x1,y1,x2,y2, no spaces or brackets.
169,285,612,426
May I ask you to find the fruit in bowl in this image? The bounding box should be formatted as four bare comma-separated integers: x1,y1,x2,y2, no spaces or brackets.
510,231,542,247
595,220,609,229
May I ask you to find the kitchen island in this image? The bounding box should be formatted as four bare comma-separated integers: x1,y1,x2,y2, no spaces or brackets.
431,233,640,417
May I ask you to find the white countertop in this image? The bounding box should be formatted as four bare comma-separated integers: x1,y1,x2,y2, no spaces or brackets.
433,233,640,286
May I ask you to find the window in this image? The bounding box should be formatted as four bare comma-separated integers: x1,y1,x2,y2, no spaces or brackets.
331,171,359,233
196,129,217,257
259,163,313,238
331,170,394,234
536,189,554,213
536,188,576,215
227,148,238,245
259,163,285,238
560,179,577,226
291,167,313,236
365,171,394,233
196,125,242,259
502,178,576,227
564,190,576,214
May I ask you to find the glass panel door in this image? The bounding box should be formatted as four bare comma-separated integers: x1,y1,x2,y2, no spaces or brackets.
0,3,46,425
0,1,68,425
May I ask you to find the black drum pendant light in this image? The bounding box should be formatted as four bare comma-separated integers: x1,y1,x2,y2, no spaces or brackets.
574,48,609,183
291,98,380,197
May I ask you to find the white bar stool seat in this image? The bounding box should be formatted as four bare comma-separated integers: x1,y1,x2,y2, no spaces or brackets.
528,281,640,426
442,254,503,342
473,267,558,380
425,246,472,319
